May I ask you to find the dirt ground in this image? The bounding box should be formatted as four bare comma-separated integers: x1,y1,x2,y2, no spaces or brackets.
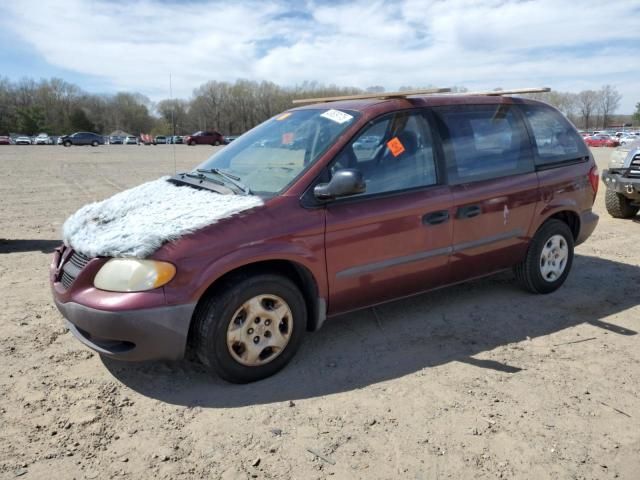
0,144,638,480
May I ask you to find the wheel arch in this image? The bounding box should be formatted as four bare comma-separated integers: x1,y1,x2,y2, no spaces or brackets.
533,205,581,242
187,259,325,351
547,210,580,241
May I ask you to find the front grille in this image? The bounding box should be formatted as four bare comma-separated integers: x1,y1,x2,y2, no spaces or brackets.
69,251,92,270
629,156,640,178
61,270,75,289
59,250,93,289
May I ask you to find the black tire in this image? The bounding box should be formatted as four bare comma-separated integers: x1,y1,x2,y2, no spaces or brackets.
63,141,72,147
214,140,220,146
192,274,307,383
188,141,196,146
605,189,638,219
91,140,98,147
514,219,574,294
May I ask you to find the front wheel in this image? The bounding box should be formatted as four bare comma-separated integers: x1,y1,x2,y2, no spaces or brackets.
514,219,574,294
605,190,639,219
192,274,306,383
188,141,196,146
91,140,98,147
64,141,72,147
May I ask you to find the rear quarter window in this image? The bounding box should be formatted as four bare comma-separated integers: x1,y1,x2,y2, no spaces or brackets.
432,104,534,184
519,104,588,167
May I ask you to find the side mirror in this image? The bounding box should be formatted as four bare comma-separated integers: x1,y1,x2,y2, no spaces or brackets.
314,169,366,200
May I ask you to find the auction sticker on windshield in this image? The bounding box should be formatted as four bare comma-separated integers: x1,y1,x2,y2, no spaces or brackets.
320,109,354,124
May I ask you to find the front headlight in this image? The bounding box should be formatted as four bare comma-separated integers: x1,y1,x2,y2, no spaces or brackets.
94,259,176,292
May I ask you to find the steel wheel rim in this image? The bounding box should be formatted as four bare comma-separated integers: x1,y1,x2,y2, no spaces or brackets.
539,234,568,282
226,294,293,367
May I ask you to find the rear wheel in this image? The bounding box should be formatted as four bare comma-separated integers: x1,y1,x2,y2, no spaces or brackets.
192,274,306,383
605,189,638,218
514,219,574,294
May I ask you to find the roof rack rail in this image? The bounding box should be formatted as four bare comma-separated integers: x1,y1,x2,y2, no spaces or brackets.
291,87,551,105
456,87,551,96
291,87,452,104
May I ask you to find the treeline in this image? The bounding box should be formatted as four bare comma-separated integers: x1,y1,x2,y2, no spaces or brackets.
0,77,155,136
522,85,624,130
0,76,630,136
0,77,361,136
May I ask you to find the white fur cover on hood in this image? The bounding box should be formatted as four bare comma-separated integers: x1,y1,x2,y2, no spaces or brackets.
63,177,263,258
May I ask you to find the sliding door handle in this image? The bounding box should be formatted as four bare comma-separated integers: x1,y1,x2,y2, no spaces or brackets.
422,210,450,225
456,204,482,219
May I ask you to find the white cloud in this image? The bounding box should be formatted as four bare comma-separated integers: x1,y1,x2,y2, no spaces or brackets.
2,0,639,111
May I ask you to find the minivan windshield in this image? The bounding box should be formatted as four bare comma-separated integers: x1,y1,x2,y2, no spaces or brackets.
196,108,359,196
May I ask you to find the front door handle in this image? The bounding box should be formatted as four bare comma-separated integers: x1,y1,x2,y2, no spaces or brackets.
456,204,482,219
422,210,450,225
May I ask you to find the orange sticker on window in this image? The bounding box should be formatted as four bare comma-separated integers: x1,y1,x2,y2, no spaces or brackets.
387,137,405,157
282,132,294,144
276,112,292,121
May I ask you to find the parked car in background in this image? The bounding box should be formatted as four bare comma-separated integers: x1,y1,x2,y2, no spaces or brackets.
33,133,53,145
353,135,381,150
15,136,32,145
154,136,167,144
185,131,226,146
0,136,11,145
59,132,105,147
619,134,639,146
109,136,124,145
124,136,138,145
585,134,618,147
139,134,153,145
224,135,239,143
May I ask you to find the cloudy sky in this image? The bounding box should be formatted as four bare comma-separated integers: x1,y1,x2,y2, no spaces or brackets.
1,0,639,112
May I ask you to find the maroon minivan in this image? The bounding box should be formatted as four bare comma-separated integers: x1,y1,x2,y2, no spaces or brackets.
51,93,599,383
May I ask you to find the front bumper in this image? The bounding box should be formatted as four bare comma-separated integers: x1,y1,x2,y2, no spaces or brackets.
55,300,196,361
602,170,640,198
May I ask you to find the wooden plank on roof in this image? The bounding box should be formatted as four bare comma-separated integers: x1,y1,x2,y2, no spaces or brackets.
456,87,551,96
291,87,452,104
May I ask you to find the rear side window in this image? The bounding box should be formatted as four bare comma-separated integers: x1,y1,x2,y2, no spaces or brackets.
519,104,588,166
433,104,534,184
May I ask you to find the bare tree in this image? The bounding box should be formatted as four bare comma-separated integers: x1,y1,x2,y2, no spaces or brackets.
598,85,621,129
577,90,598,130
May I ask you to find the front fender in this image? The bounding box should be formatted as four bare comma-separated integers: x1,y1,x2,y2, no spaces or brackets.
163,240,327,307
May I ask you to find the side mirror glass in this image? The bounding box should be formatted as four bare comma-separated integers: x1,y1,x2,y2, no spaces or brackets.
314,169,366,200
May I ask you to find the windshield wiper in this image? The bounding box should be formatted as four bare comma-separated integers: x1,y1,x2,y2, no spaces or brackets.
196,168,252,195
181,172,226,186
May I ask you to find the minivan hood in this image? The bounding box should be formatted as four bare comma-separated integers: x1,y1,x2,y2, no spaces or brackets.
62,177,263,258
